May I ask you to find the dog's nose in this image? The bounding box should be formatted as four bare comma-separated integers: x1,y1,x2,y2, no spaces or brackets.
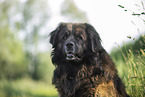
66,41,74,49
65,41,75,53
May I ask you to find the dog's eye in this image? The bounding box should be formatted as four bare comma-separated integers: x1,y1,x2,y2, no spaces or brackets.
63,33,67,40
63,35,67,39
77,35,82,40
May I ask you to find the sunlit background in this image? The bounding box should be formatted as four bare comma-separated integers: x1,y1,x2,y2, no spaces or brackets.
0,0,145,97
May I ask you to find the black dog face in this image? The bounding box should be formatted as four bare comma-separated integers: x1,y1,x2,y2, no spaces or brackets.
50,23,130,97
50,23,102,62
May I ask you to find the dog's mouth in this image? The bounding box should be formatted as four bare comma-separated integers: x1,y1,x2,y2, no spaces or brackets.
66,53,81,61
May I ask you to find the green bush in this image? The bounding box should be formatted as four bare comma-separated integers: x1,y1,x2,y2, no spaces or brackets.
0,28,27,79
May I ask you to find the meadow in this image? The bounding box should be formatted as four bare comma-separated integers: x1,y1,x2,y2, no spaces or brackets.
0,78,58,97
0,35,144,97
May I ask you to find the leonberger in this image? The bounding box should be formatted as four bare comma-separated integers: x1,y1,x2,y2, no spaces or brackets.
49,23,130,97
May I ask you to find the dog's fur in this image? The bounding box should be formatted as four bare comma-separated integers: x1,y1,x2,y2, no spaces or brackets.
49,23,130,97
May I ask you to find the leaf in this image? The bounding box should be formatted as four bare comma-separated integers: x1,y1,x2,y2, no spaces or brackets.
141,12,145,15
127,36,132,39
118,5,125,8
132,13,141,16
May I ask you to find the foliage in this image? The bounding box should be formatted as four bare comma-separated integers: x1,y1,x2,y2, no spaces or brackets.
0,0,51,80
110,35,145,96
61,0,88,22
33,52,55,81
118,1,145,22
0,78,58,97
0,0,28,79
111,35,145,62
0,27,27,79
125,50,145,96
18,0,50,80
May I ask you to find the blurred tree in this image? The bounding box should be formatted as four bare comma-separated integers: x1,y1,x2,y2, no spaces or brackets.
61,0,88,22
0,0,27,79
0,0,51,80
19,0,50,80
0,28,27,79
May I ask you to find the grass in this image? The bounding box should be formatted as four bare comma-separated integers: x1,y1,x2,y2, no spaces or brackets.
111,48,145,96
110,35,145,96
0,78,58,97
122,49,145,97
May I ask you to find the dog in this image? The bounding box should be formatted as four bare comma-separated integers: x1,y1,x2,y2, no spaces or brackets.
49,23,130,97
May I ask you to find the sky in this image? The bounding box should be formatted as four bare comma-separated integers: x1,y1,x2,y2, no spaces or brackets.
47,0,145,52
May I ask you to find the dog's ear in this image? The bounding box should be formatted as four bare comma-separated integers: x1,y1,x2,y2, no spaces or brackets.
85,23,102,53
49,26,60,48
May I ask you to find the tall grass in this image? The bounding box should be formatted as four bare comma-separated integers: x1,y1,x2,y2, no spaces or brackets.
111,35,145,96
123,49,145,96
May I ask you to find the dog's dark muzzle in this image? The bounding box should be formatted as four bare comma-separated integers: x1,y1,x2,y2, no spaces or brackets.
65,41,80,61
65,41,75,53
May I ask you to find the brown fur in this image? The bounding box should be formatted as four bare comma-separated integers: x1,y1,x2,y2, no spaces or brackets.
49,23,130,97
